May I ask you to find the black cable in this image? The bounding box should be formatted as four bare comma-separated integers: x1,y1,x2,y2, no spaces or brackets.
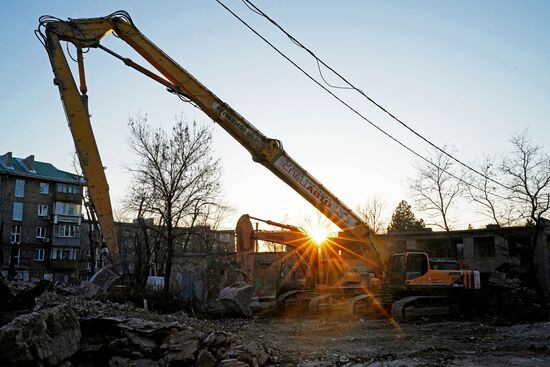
239,0,515,194
215,0,517,202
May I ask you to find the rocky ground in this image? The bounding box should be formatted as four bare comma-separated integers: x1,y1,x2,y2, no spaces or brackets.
1,287,550,366
233,317,550,366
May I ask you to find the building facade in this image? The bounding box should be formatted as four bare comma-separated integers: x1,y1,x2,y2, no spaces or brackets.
0,152,84,282
79,218,236,283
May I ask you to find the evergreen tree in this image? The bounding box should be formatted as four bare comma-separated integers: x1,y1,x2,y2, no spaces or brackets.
387,200,425,232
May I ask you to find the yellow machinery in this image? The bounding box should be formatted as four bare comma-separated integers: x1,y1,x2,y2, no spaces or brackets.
38,11,479,318
37,10,386,282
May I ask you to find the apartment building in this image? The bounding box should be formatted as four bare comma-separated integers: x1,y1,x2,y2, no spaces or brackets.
0,152,84,282
79,218,236,283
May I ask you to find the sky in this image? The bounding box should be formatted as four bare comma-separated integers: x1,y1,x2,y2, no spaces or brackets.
0,1,548,232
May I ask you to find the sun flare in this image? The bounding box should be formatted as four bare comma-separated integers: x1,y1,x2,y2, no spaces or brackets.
306,223,331,246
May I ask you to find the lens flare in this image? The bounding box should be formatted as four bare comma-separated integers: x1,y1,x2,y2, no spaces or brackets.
306,224,330,246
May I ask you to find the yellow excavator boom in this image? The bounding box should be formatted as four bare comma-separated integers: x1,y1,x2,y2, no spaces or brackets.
38,11,389,279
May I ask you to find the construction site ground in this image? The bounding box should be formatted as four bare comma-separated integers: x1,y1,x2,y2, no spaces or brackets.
2,286,550,366
223,316,550,366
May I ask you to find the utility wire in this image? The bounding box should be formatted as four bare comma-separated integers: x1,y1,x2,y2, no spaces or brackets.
237,0,515,194
214,0,516,201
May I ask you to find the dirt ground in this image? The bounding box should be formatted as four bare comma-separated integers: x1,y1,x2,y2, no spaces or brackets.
7,287,550,366
214,316,550,366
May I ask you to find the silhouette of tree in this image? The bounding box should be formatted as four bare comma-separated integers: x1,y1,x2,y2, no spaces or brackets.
387,200,425,232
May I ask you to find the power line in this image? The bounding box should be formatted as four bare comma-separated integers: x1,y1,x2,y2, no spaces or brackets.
214,0,516,202
237,0,515,194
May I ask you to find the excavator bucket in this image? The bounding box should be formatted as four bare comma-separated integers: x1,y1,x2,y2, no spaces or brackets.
81,265,120,297
219,283,253,317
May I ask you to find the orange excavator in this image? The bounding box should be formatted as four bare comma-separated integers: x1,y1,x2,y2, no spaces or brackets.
227,214,381,316
38,11,480,319
230,214,480,319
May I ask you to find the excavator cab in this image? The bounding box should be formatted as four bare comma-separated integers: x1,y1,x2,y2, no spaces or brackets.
388,252,429,286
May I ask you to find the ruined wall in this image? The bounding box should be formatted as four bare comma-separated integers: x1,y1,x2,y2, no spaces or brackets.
462,235,519,274
170,251,305,307
535,221,550,302
249,252,305,297
171,254,238,307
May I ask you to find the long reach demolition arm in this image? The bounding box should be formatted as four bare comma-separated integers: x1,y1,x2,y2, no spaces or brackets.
38,11,388,274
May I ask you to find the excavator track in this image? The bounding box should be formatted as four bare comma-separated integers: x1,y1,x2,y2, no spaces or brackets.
391,296,454,322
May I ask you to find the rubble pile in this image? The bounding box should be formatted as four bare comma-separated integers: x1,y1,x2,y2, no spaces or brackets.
75,316,271,367
0,305,81,366
0,289,273,366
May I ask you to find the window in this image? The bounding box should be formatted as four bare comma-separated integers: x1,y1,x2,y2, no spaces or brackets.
456,243,464,259
56,183,80,194
58,224,79,237
10,225,21,244
37,204,48,217
36,227,46,239
11,248,21,266
15,179,25,198
35,249,45,261
405,253,428,280
95,247,101,269
62,249,70,260
13,202,23,221
50,247,78,260
54,202,82,216
39,182,49,194
474,237,496,259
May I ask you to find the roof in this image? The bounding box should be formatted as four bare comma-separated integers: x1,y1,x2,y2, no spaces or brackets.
0,155,84,184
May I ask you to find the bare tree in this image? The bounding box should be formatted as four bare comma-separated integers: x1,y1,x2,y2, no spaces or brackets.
462,130,550,309
500,130,550,308
409,147,464,232
124,115,224,295
357,195,388,234
465,155,516,226
501,131,550,226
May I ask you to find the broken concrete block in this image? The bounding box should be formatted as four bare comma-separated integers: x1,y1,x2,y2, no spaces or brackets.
196,349,217,367
131,359,161,367
161,329,199,363
219,358,249,367
127,331,157,356
244,341,269,366
0,305,81,366
109,356,131,367
108,338,129,354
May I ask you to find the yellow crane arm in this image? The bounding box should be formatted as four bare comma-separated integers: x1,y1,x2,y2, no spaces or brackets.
39,11,388,269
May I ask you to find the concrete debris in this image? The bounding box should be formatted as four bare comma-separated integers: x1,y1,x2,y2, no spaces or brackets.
489,271,522,289
219,358,249,366
0,279,51,314
160,329,199,363
196,349,217,367
219,282,254,317
244,341,269,366
21,289,273,366
0,305,80,366
1,280,549,366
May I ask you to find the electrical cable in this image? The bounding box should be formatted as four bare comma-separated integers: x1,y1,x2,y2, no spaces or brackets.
214,0,516,201
237,0,516,194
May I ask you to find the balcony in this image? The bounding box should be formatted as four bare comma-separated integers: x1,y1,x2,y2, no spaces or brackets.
53,215,81,224
49,259,78,269
52,236,81,247
54,192,82,203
